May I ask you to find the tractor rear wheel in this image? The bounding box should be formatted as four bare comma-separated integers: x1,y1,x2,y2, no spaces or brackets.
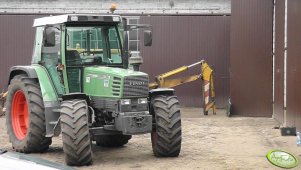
151,95,181,157
60,100,92,166
95,134,132,147
5,75,51,153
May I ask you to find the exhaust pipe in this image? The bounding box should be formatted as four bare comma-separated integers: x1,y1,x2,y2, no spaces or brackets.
129,51,143,71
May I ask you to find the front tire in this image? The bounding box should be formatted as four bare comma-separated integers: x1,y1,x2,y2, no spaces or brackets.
5,75,51,153
151,95,182,157
60,100,92,166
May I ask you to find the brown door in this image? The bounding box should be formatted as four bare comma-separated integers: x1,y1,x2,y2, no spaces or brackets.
230,0,273,117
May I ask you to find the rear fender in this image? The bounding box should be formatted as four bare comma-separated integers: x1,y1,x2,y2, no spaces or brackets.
8,65,60,137
8,66,38,84
8,65,58,102
31,65,61,137
31,65,59,102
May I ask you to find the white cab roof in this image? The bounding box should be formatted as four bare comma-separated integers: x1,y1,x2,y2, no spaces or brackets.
33,14,122,27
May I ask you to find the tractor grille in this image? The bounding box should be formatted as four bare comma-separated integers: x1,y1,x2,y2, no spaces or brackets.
123,76,149,97
90,97,118,111
112,77,122,97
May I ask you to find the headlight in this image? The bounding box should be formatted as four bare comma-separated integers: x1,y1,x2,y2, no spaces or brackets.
112,16,120,22
120,99,131,105
138,98,147,104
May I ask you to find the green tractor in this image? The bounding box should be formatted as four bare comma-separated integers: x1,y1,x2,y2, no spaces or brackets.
5,14,181,166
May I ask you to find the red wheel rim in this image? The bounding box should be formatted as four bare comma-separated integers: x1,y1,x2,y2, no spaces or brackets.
11,90,28,140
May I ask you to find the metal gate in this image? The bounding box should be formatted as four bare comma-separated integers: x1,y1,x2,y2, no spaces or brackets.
274,0,285,123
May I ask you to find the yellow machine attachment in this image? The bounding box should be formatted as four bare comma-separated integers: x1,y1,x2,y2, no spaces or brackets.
0,91,7,116
149,60,216,115
1,91,7,98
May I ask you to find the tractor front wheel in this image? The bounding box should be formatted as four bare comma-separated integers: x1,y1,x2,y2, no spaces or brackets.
60,100,92,166
5,75,51,153
151,95,182,157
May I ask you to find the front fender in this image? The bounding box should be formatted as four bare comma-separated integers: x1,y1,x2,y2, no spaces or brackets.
149,88,175,97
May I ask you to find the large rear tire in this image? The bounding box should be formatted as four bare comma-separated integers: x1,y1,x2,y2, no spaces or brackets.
151,95,181,157
5,75,51,153
60,100,92,166
95,134,132,147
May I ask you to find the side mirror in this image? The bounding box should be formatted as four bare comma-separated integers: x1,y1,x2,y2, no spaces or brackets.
44,27,56,47
144,30,152,46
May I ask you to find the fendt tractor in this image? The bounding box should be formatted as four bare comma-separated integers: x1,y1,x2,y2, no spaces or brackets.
5,14,182,166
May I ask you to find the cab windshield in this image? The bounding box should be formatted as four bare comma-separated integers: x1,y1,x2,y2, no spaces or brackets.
65,25,123,66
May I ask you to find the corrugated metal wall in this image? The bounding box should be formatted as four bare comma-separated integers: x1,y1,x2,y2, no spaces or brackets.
286,0,301,130
230,0,273,117
0,15,45,90
274,0,285,123
0,14,230,108
140,15,230,107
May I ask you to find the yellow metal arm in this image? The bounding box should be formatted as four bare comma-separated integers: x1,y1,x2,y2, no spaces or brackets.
201,62,213,81
149,60,205,89
149,60,216,115
201,61,215,98
149,75,200,89
158,66,188,79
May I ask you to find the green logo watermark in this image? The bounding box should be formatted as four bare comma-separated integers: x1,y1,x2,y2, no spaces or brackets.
266,150,299,169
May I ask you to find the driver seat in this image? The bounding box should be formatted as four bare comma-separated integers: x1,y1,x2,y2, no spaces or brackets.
66,50,81,65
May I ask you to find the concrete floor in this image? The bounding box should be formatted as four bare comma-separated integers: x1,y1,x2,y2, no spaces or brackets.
0,108,300,169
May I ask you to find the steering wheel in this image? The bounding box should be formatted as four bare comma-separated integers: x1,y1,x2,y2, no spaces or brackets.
79,51,95,56
79,50,103,56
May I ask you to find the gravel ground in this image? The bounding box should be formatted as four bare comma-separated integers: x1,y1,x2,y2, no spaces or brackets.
0,108,300,170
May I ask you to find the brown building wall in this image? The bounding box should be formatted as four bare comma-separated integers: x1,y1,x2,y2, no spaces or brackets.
286,0,301,131
230,0,273,117
274,0,285,123
140,15,230,107
0,15,44,91
0,14,230,108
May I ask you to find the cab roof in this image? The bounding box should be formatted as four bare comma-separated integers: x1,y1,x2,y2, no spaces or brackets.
33,14,122,27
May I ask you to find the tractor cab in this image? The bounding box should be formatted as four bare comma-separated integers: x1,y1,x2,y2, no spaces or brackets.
33,15,127,95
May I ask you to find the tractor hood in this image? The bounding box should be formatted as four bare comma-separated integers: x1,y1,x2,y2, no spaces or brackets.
83,66,149,98
85,66,148,77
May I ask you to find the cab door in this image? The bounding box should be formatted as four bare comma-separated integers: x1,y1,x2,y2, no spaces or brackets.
41,26,65,96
